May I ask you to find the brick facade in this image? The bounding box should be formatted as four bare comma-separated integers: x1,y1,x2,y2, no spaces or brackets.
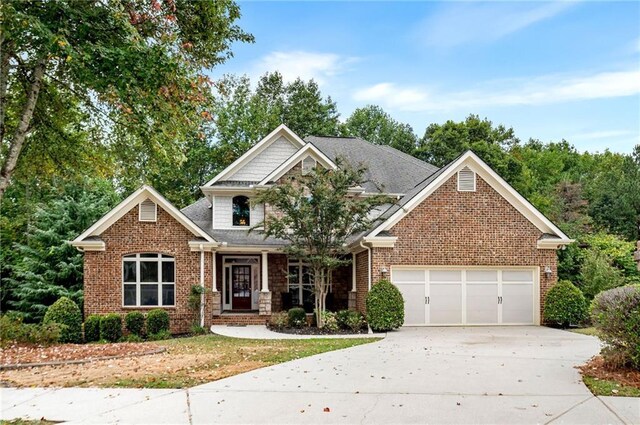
83,206,213,334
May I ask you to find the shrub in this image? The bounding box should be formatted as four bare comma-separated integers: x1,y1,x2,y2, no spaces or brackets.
100,314,122,342
591,285,640,369
84,315,102,342
42,296,83,343
125,312,145,337
580,250,625,300
269,312,289,328
0,315,62,346
543,280,588,327
320,311,339,332
147,330,172,341
288,307,307,328
336,310,365,332
147,309,170,334
189,324,207,335
366,280,404,331
122,334,143,343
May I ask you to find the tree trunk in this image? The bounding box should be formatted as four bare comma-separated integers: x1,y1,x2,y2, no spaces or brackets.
0,58,46,201
0,35,12,145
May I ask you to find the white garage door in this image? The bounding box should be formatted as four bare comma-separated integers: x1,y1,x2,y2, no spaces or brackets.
392,268,536,325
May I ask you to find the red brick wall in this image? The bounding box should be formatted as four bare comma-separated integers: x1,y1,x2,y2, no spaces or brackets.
355,250,369,314
84,206,213,334
369,174,557,319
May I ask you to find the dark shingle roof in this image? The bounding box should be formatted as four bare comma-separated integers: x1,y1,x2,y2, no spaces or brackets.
305,136,439,194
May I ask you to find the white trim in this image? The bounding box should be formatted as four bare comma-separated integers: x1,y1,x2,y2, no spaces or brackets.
188,241,218,251
457,167,476,192
369,151,572,243
261,251,269,292
351,252,357,292
221,255,261,311
70,240,105,251
362,236,398,248
217,245,281,253
71,185,218,246
537,239,574,249
258,143,337,185
204,124,306,186
121,253,176,308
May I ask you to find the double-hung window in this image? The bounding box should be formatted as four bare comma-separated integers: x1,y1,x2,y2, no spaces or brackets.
123,253,175,307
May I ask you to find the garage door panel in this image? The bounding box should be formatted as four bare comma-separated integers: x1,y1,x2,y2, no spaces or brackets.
429,270,462,282
396,283,426,325
393,269,425,283
502,270,534,282
466,283,499,324
502,283,534,324
429,282,462,324
466,270,498,282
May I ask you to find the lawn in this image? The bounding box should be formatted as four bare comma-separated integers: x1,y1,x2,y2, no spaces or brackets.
569,327,600,337
0,335,378,389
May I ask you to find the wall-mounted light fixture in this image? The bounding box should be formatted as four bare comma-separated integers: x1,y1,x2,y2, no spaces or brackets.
544,266,552,279
381,266,388,276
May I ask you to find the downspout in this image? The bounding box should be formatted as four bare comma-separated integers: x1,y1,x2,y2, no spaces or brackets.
359,241,372,291
199,244,205,328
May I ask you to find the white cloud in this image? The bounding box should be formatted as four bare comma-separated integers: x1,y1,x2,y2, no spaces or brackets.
417,2,577,47
251,51,357,85
352,69,640,112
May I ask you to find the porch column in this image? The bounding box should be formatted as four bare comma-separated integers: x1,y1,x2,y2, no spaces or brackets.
261,251,269,292
212,252,217,292
211,251,221,317
349,252,357,310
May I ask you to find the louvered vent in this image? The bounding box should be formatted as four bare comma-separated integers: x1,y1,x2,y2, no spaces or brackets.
457,167,476,192
301,156,317,175
139,199,157,222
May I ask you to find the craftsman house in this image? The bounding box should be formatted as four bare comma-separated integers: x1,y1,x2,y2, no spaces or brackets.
72,125,572,332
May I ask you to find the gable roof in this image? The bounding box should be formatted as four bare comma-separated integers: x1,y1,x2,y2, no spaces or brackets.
306,136,439,194
203,124,306,187
72,185,218,250
367,150,572,243
258,142,337,185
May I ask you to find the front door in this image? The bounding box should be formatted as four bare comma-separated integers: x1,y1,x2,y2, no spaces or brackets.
231,265,252,310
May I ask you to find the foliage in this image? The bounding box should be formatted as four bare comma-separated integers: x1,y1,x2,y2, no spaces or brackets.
189,324,207,336
122,334,144,343
146,309,170,335
0,0,253,199
125,312,145,337
99,314,123,343
42,296,82,343
336,310,366,332
580,250,625,300
147,330,172,341
543,280,588,327
344,105,417,154
591,285,640,370
83,315,101,343
269,312,289,328
2,178,119,322
254,161,392,327
0,314,62,346
188,284,206,326
287,307,307,328
319,310,339,332
366,280,405,331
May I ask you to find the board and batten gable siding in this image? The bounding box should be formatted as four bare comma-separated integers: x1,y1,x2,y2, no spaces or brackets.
213,195,265,229
225,136,299,181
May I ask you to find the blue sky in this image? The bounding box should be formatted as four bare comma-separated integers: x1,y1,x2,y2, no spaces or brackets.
212,1,640,153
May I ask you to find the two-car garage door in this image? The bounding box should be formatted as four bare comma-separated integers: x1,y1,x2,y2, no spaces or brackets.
392,267,537,325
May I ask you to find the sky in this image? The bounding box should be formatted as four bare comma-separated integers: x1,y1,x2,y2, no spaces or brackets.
211,1,640,154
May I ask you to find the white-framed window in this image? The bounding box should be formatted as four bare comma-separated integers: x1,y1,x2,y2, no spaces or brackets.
288,259,314,308
122,253,175,307
232,195,250,226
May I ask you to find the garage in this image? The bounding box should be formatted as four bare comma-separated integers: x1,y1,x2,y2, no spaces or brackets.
391,267,537,326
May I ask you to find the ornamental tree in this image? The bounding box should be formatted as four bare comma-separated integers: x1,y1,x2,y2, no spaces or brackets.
253,160,393,327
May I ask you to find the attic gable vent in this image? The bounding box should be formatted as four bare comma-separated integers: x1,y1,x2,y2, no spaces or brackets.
139,199,157,222
457,167,476,192
301,156,317,175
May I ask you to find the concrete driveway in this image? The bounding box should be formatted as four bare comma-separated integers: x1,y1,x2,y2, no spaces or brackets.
2,326,638,424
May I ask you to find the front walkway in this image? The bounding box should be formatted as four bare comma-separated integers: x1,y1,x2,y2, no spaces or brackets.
210,324,382,339
2,327,638,424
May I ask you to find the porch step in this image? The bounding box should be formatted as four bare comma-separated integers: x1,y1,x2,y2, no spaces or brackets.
212,314,269,325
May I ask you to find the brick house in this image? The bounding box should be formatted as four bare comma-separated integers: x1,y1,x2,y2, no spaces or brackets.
72,125,572,332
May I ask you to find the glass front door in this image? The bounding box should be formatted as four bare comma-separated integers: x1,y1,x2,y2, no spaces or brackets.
231,265,252,310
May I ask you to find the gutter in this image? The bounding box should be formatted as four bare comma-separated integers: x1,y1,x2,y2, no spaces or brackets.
359,241,372,291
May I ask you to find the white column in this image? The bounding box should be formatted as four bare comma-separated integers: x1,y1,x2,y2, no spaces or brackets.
212,252,217,292
351,252,357,292
199,248,205,327
261,251,269,292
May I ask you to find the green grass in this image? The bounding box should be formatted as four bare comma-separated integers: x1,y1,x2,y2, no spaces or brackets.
569,327,600,337
582,375,640,397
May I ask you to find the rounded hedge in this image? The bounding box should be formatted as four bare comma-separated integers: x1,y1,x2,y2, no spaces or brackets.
543,280,588,327
100,314,122,342
84,315,101,342
125,312,145,337
43,296,82,343
288,307,307,328
366,280,404,331
147,309,170,335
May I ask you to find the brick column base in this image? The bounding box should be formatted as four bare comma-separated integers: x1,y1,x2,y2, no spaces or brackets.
212,291,221,316
348,291,357,310
259,291,272,316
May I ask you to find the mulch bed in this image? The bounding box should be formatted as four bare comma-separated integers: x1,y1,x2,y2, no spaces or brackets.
578,356,640,389
267,325,369,335
0,342,164,369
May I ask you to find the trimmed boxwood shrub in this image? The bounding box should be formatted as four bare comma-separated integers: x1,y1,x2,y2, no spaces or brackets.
84,315,102,342
288,307,306,328
366,280,404,331
591,285,640,369
100,314,122,342
125,312,145,337
543,280,588,327
42,296,82,343
147,309,170,335
336,310,365,332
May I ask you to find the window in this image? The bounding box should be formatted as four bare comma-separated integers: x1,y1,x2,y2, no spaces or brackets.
139,199,157,222
288,260,315,309
122,253,175,307
457,166,476,192
232,196,250,226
